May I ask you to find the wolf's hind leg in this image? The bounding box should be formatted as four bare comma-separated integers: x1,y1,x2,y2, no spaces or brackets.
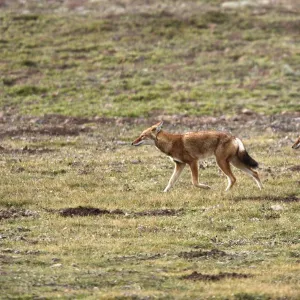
216,158,236,191
230,157,262,190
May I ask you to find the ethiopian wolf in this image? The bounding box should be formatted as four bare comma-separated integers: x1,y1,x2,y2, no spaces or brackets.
132,121,262,192
292,136,300,149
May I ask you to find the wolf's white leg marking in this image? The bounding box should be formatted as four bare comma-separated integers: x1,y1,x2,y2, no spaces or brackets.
240,167,262,190
163,162,186,192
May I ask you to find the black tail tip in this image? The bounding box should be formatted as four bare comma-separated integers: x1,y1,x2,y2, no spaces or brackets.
241,151,259,168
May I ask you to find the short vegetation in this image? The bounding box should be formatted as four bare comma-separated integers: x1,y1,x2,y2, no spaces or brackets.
0,0,299,299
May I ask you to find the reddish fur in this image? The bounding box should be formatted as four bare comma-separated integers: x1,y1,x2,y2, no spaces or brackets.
132,122,262,191
292,136,300,149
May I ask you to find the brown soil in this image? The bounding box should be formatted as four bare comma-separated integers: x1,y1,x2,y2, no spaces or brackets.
181,271,252,281
0,125,90,138
58,206,124,217
0,112,300,138
288,165,300,172
58,206,184,217
0,145,54,154
179,249,227,259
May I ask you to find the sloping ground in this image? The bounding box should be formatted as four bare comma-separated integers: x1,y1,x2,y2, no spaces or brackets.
1,0,299,14
0,112,299,138
0,1,300,299
1,0,300,117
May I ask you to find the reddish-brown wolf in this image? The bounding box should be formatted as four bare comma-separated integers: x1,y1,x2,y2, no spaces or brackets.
132,121,262,192
292,136,300,149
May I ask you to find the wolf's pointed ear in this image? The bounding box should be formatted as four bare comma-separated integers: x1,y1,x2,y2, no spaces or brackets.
155,121,163,133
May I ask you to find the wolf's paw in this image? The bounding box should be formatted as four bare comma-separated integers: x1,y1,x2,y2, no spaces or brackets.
198,183,211,189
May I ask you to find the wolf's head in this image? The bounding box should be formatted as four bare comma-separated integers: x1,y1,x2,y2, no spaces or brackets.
131,121,163,146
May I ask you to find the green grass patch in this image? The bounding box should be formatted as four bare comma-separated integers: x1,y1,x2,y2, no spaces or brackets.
0,1,300,298
1,3,300,117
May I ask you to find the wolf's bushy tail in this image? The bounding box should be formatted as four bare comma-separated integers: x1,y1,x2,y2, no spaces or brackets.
236,138,259,168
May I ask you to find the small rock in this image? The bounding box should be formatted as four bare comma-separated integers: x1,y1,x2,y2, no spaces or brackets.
50,263,62,268
282,64,295,75
232,115,241,121
17,227,30,232
292,117,300,123
271,205,284,211
241,108,255,115
131,159,141,164
221,1,257,9
51,258,60,262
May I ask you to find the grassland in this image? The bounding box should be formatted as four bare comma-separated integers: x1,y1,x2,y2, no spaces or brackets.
1,0,300,117
0,0,300,299
0,116,299,299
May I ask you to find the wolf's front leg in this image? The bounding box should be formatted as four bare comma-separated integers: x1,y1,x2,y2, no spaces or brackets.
189,161,211,189
163,162,186,192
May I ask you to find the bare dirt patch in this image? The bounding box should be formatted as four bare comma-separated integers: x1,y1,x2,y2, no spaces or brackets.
179,249,227,259
146,112,300,133
0,125,90,138
288,165,300,172
0,145,54,154
0,114,94,138
277,195,300,202
34,125,90,136
30,114,91,126
181,271,252,281
0,208,38,220
58,206,124,217
1,112,300,138
57,206,184,217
